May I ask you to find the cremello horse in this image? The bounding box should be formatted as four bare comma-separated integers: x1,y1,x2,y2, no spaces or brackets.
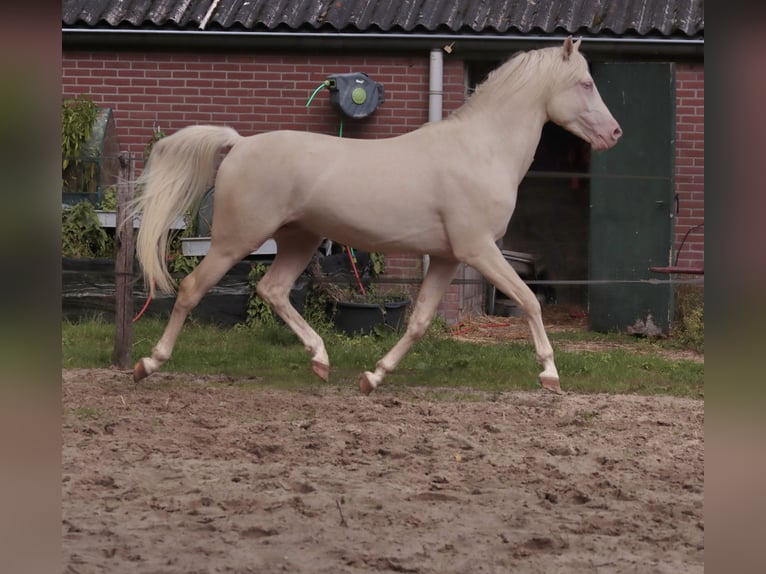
130,37,622,395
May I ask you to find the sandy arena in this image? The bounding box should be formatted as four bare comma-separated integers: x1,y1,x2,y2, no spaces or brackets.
62,365,703,573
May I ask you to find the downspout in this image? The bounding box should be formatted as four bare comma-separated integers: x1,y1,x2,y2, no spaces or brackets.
423,47,444,278
428,48,443,123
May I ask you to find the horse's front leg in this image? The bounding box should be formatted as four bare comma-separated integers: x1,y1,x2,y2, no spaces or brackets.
463,244,563,394
360,257,459,394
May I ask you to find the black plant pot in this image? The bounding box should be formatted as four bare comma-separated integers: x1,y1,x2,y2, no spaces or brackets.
383,300,410,331
332,298,411,336
333,301,385,336
289,279,309,314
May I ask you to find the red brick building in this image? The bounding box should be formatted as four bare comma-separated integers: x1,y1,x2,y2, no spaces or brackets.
62,0,704,329
674,65,705,272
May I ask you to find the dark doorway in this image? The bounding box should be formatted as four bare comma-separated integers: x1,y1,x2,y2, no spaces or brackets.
504,124,591,307
467,60,592,309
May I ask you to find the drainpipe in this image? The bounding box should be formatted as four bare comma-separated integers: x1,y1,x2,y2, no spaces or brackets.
423,47,444,277
428,48,443,123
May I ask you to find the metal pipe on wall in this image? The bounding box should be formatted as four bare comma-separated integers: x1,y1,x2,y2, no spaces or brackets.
423,47,444,277
428,48,443,123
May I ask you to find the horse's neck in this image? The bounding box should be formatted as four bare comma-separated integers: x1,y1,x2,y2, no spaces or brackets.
450,92,547,185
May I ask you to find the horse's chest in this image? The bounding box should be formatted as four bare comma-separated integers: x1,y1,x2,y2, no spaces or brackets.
484,190,518,235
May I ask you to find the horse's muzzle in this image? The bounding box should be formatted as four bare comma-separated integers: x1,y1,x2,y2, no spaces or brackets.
593,124,623,150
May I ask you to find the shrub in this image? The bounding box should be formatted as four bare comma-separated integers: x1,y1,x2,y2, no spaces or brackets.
61,201,113,258
674,284,704,352
62,94,99,193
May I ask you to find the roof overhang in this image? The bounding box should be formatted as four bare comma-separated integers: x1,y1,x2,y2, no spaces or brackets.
62,28,704,61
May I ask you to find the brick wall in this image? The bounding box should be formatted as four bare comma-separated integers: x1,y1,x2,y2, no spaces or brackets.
674,64,705,271
61,51,446,161
62,49,703,323
62,49,469,322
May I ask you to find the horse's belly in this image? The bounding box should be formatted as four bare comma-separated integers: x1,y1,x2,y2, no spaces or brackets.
307,207,451,256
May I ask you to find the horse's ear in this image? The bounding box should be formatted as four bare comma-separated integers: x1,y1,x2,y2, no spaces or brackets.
563,36,575,61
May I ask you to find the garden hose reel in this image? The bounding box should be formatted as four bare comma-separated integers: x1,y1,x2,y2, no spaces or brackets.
326,72,385,119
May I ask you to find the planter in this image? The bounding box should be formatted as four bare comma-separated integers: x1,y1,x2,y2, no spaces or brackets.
181,236,276,257
94,210,186,230
62,258,252,326
383,300,410,331
333,301,385,336
289,280,310,315
332,298,411,336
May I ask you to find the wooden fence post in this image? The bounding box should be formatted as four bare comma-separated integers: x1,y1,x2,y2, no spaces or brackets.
112,153,135,369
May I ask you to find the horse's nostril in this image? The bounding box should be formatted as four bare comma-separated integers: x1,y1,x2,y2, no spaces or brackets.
613,126,623,139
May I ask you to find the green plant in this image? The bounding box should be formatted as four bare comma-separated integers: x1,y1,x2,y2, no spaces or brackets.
370,251,385,276
170,251,200,276
425,314,451,337
245,262,276,327
167,215,199,274
143,126,166,161
674,285,704,352
337,284,410,305
61,201,113,258
166,212,200,275
62,94,99,193
302,285,335,334
98,185,118,210
243,261,337,333
309,255,406,304
73,407,103,421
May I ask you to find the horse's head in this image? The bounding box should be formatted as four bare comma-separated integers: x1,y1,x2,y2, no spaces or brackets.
546,37,623,151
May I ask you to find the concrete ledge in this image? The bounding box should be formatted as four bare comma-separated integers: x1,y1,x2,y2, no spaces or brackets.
181,237,277,257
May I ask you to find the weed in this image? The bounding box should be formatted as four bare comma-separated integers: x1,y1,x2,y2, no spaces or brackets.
245,262,276,327
62,94,99,192
61,201,114,258
73,406,102,420
674,285,704,353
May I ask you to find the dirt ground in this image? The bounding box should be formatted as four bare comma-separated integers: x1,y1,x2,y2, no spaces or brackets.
62,355,704,573
62,308,704,574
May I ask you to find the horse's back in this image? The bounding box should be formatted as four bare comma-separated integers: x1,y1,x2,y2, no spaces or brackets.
223,127,449,202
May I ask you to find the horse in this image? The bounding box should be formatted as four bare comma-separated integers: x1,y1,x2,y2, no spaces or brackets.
129,36,622,395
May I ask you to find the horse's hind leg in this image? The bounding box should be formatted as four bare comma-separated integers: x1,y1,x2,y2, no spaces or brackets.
133,245,247,382
256,230,330,380
463,245,562,394
360,257,459,394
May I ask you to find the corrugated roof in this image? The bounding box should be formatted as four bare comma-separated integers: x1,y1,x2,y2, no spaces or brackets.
62,0,704,38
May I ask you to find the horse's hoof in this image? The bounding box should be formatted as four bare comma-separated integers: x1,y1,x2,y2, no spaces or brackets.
359,372,377,396
539,375,564,395
312,360,330,382
133,359,149,383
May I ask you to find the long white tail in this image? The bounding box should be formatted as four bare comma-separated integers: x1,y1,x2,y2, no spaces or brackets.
129,125,242,296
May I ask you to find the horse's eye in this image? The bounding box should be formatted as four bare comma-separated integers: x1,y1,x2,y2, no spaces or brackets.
582,81,594,90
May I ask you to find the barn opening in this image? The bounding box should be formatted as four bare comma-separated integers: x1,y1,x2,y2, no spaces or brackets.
466,60,592,313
